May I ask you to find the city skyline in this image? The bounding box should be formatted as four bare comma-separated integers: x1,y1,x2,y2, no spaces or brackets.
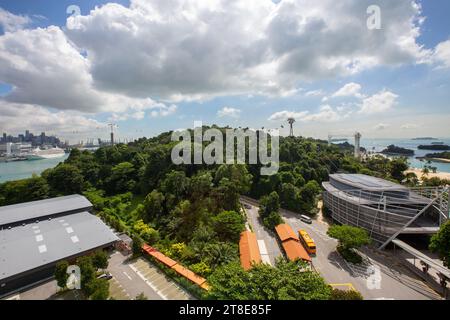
0,0,450,141
1,129,62,146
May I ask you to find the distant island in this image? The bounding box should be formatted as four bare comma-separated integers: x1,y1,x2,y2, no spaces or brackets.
412,137,438,140
381,145,414,156
336,141,366,153
422,151,450,163
418,144,450,151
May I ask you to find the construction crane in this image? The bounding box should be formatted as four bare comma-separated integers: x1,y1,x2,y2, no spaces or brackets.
287,118,295,137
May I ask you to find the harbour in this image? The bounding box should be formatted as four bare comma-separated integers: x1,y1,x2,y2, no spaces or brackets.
0,154,69,183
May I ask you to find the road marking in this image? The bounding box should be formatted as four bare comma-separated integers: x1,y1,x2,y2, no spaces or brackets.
129,263,168,300
35,235,43,242
38,245,47,253
122,271,132,280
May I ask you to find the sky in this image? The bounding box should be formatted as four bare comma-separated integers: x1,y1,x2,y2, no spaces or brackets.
0,0,449,143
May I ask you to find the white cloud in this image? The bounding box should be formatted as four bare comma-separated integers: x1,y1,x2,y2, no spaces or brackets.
0,100,105,137
268,110,309,121
401,123,419,130
374,123,390,130
0,8,31,32
0,25,176,115
305,90,324,97
332,82,363,98
269,105,345,123
59,0,430,101
150,104,177,118
218,107,241,118
433,40,450,68
359,90,398,114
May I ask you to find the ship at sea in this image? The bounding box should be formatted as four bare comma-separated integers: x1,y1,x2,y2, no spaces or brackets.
26,147,66,160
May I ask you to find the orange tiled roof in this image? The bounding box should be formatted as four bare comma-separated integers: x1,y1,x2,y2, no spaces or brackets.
172,264,207,286
239,231,262,271
282,239,311,262
275,224,299,242
141,243,210,290
142,244,177,267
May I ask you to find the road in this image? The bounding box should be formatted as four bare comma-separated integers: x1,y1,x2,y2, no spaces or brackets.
241,197,442,300
243,199,282,265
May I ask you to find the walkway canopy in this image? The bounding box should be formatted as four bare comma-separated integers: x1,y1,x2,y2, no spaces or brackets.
281,239,311,263
275,224,299,242
239,231,262,270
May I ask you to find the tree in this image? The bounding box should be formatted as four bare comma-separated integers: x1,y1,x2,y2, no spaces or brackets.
389,158,409,182
263,211,283,230
87,278,109,300
142,190,165,222
429,220,450,268
298,180,321,213
76,256,96,292
132,236,143,255
189,171,213,198
404,172,419,187
44,164,84,194
259,191,280,215
259,192,282,229
161,170,190,200
55,260,69,288
92,250,109,270
207,259,332,300
0,176,49,206
133,220,160,244
214,164,252,194
106,162,136,194
327,225,371,263
212,211,245,242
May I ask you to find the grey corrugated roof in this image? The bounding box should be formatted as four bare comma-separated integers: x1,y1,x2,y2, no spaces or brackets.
330,174,407,191
0,195,93,227
0,211,119,281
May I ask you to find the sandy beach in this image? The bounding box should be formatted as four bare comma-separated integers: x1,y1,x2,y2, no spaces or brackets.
406,168,450,181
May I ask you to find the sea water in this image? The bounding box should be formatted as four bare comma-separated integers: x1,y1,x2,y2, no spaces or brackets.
0,154,69,183
361,138,450,173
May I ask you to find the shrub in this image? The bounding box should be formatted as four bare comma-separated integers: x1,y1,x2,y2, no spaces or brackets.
330,289,363,300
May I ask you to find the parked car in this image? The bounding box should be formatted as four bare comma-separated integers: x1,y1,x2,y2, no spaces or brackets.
300,215,312,224
97,273,113,280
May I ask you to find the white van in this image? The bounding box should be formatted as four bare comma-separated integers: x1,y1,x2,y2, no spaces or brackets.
300,215,312,224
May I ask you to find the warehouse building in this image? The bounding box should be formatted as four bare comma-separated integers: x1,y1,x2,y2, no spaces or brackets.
0,195,119,297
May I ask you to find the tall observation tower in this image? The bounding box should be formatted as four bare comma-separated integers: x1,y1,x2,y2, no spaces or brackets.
354,132,362,159
287,118,295,137
108,123,117,146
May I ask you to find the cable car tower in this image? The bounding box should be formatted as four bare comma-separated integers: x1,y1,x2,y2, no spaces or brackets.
287,118,295,137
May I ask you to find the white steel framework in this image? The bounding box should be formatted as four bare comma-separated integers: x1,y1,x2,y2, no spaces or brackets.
323,182,449,247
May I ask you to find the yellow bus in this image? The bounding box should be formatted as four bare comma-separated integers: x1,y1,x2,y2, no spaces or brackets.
298,229,316,255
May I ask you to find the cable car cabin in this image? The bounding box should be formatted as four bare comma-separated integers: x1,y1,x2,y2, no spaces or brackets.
298,229,316,255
